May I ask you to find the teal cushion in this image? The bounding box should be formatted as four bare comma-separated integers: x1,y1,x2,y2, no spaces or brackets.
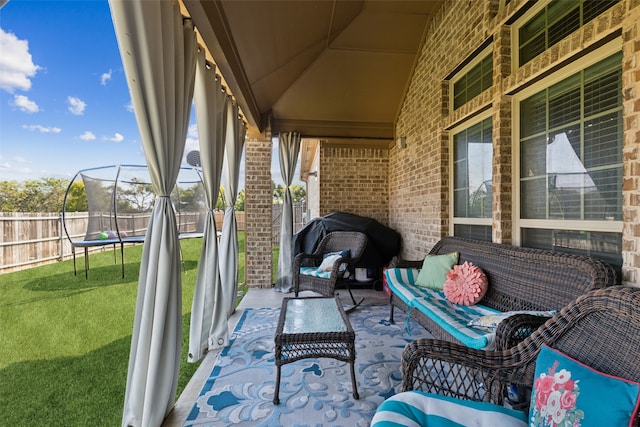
415,252,459,289
371,391,527,427
530,344,640,427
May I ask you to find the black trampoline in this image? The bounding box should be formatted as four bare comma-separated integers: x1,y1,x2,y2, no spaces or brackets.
62,164,206,278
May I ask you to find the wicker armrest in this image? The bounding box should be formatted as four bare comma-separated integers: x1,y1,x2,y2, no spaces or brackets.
401,338,532,405
494,314,552,351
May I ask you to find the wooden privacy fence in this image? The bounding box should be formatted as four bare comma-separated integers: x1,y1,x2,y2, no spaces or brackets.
0,211,247,274
272,202,308,244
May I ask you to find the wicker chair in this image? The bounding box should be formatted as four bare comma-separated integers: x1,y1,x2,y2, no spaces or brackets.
293,231,367,310
396,285,640,424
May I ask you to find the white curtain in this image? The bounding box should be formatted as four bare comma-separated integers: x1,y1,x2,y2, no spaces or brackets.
220,101,246,317
109,1,196,426
274,132,301,292
189,54,229,362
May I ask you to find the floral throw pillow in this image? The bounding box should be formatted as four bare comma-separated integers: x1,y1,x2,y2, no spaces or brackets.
442,261,488,305
530,344,640,427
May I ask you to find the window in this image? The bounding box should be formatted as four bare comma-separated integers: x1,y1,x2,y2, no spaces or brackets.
452,116,493,241
453,53,493,110
519,0,619,67
517,51,622,269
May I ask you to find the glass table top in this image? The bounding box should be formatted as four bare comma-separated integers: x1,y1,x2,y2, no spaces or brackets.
282,298,347,334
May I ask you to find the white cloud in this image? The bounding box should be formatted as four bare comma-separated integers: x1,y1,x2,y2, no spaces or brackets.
125,100,134,112
11,94,39,113
0,28,40,93
79,131,96,141
12,155,30,164
108,132,124,142
100,69,112,85
22,124,61,133
67,96,86,115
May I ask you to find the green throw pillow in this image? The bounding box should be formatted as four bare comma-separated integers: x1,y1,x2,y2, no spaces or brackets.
415,252,459,289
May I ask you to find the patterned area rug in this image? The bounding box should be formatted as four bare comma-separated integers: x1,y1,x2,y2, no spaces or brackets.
184,304,428,426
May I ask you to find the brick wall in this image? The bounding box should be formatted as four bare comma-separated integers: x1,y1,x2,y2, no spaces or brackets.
622,4,640,284
391,0,638,284
319,142,390,225
244,137,272,287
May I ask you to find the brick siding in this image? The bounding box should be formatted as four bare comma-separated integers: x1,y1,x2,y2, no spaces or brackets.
244,137,273,287
391,0,638,285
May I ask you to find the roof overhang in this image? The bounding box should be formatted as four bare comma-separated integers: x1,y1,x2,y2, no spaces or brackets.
182,0,444,141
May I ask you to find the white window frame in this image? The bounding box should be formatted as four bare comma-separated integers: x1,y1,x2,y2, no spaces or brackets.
449,45,493,113
449,110,493,236
512,39,623,246
512,0,620,70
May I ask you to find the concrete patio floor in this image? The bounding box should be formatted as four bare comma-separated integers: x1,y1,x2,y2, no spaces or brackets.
163,285,390,426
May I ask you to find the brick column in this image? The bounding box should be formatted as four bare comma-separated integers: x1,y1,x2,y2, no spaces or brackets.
492,26,512,244
245,137,273,288
621,4,640,285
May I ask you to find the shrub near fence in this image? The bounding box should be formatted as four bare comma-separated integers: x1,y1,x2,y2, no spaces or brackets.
0,211,247,274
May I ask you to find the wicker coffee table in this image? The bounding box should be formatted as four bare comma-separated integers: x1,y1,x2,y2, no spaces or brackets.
273,296,359,404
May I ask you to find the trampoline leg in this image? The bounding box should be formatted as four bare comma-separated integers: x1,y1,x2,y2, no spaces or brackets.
84,247,89,279
72,246,77,276
120,243,125,278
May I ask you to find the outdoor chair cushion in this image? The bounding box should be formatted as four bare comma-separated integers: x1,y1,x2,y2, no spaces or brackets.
299,267,332,280
385,267,501,349
371,391,527,427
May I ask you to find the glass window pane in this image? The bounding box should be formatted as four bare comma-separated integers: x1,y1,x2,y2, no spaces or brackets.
548,7,580,47
454,189,468,217
585,167,622,220
521,177,547,219
453,118,492,220
520,91,546,137
481,55,493,91
583,0,620,23
521,136,547,178
454,224,492,241
584,55,622,116
584,112,622,168
520,33,546,66
522,228,622,276
453,53,492,109
548,75,581,129
454,158,469,190
519,10,545,45
518,0,618,67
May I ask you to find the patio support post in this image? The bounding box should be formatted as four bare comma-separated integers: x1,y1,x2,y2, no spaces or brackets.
245,137,273,288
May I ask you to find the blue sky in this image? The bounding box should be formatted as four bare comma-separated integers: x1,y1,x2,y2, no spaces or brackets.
0,0,297,186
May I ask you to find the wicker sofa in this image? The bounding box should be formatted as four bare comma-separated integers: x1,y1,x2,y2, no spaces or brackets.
386,236,617,350
372,286,640,425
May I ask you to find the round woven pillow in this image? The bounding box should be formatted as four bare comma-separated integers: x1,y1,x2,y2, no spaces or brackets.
443,261,488,306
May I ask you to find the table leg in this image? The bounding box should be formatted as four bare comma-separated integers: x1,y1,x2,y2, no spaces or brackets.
350,360,359,399
273,365,281,404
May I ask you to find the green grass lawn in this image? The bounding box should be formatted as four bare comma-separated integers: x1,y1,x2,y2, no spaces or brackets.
0,232,252,426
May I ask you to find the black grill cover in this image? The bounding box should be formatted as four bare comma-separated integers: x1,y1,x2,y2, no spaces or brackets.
293,212,401,269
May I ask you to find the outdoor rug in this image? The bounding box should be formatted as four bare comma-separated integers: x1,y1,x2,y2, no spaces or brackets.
184,304,429,426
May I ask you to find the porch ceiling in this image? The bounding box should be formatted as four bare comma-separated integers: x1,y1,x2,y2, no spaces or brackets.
182,0,444,141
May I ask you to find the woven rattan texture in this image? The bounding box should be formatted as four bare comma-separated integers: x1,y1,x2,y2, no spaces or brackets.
389,236,617,350
293,231,368,297
401,286,640,424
